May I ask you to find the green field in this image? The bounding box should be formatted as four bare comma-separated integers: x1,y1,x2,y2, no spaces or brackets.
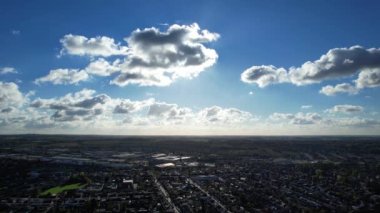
40,183,85,196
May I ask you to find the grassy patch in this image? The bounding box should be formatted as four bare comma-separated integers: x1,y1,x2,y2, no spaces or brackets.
40,183,85,196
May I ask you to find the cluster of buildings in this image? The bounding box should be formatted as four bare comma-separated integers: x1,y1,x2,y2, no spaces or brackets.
0,140,379,212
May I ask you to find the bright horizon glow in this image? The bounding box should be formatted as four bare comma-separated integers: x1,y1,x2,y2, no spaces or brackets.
1,0,380,135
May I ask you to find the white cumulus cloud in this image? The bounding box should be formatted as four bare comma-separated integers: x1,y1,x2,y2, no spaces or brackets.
0,81,25,109
241,46,380,95
35,69,89,85
60,34,129,57
241,65,288,88
21,88,255,130
355,68,380,89
84,58,120,76
111,23,219,86
199,106,252,124
319,83,359,96
289,46,380,85
30,89,109,122
52,23,219,87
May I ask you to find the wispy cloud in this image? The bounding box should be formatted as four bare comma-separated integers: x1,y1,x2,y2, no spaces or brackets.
0,67,17,75
11,30,20,35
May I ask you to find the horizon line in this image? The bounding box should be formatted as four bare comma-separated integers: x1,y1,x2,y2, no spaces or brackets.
1,133,380,137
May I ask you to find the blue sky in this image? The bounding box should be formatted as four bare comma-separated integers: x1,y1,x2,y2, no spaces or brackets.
1,0,380,135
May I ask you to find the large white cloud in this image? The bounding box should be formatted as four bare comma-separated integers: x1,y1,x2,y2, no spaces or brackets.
35,69,89,85
60,34,129,57
46,23,219,87
241,46,380,95
289,46,380,85
111,23,219,86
